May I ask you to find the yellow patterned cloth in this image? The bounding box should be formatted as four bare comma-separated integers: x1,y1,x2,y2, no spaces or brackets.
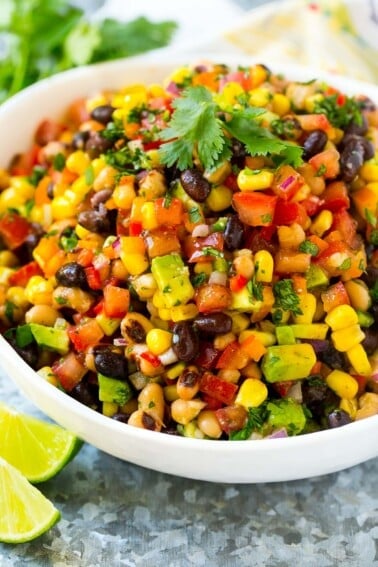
224,0,378,82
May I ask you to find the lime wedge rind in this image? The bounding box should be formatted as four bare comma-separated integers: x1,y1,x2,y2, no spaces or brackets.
0,457,60,544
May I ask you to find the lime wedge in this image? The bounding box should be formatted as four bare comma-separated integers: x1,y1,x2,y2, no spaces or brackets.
0,456,60,544
0,402,82,483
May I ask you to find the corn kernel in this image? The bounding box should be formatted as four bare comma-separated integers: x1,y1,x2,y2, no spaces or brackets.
152,290,166,309
238,330,276,346
194,262,212,276
112,180,136,210
331,324,365,352
249,87,272,107
164,384,179,402
204,161,231,184
293,293,317,324
340,397,358,419
346,343,372,376
254,250,274,283
158,308,172,321
325,304,358,330
96,313,121,336
146,328,173,355
250,64,268,87
6,286,29,309
65,150,91,175
51,196,77,220
165,361,186,380
102,401,119,417
230,312,250,335
85,95,108,113
10,177,35,199
141,201,158,230
304,93,324,112
24,275,54,305
0,267,14,285
237,168,274,191
344,279,371,312
235,378,268,408
216,81,244,108
145,149,161,168
272,93,291,116
360,161,378,182
326,370,358,399
0,250,18,267
206,185,233,212
310,210,333,237
171,303,199,322
0,187,25,213
168,67,192,85
37,366,59,387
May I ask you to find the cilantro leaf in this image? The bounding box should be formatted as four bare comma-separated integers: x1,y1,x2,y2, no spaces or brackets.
313,93,363,128
159,86,230,171
229,404,268,440
273,279,302,316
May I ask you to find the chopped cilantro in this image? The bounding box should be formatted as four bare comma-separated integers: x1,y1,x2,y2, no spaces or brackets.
16,325,34,348
365,208,377,227
53,153,66,172
299,240,319,256
191,272,207,287
315,164,327,177
4,301,16,323
338,257,352,271
28,165,46,187
24,199,35,217
85,165,95,185
229,404,268,440
247,278,264,302
313,93,363,128
101,120,126,141
370,230,378,246
106,145,150,173
273,279,302,316
260,213,272,224
55,296,68,305
272,309,283,325
271,118,298,140
188,207,202,224
201,246,224,258
59,229,78,252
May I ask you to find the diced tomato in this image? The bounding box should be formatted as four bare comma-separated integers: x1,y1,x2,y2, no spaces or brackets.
233,192,277,227
309,148,340,179
296,113,331,132
321,281,350,312
144,227,181,258
318,181,350,213
66,98,90,126
239,335,267,361
195,284,232,313
68,319,104,352
224,173,239,191
193,342,220,369
92,299,105,316
331,209,358,247
154,197,183,226
309,361,322,375
353,374,368,396
143,140,163,151
301,195,321,217
184,232,224,263
201,393,224,411
9,145,40,175
0,213,31,249
273,199,308,227
9,261,42,286
77,248,95,267
35,119,65,146
229,274,248,292
216,341,249,370
129,221,143,236
85,266,102,290
272,380,295,397
140,351,161,368
103,285,130,318
215,404,248,433
199,372,238,405
52,352,87,391
275,250,311,273
272,165,304,200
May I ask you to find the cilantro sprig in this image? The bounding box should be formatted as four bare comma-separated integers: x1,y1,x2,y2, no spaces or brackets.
313,93,363,129
273,278,302,316
158,86,303,171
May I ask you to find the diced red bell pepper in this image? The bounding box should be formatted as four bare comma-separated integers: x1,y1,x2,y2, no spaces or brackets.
0,213,31,249
85,266,102,290
300,196,321,217
199,372,238,405
193,342,220,369
321,281,350,312
195,284,232,313
224,173,239,191
309,148,340,179
129,221,143,236
184,232,224,263
68,319,104,352
216,341,249,370
331,209,358,247
272,165,304,200
9,261,42,286
273,199,308,227
229,274,248,292
52,351,87,392
201,393,224,411
318,181,350,213
232,192,277,227
103,284,130,318
155,197,183,226
140,351,161,368
272,380,295,397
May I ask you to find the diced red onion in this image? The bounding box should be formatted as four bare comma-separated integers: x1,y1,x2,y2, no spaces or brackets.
159,347,178,366
192,224,209,238
287,382,303,403
267,428,288,439
112,237,121,250
280,175,295,190
208,271,228,286
113,338,127,346
166,81,180,95
131,344,148,357
304,339,329,354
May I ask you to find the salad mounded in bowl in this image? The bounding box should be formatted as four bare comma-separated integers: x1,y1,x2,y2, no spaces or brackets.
1,60,378,446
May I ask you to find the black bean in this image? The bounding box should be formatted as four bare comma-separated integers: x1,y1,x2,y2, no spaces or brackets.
85,131,113,158
111,412,130,424
303,129,328,160
319,344,348,371
194,312,232,334
340,139,365,182
344,114,368,136
362,327,378,355
90,105,115,125
90,188,113,208
224,215,244,250
70,380,99,410
302,376,338,421
77,204,110,233
180,168,211,202
340,134,374,160
56,262,87,288
172,321,199,362
358,96,376,111
4,332,39,369
231,139,246,168
327,409,352,428
361,266,378,289
72,131,90,150
94,348,128,379
371,305,378,323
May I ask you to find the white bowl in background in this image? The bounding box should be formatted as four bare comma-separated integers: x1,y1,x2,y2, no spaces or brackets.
0,56,377,483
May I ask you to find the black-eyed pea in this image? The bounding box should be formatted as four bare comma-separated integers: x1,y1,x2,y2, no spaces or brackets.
25,304,60,326
217,369,241,384
214,332,236,351
176,366,201,400
84,350,97,373
138,356,164,377
240,362,262,380
170,398,206,425
138,383,165,424
128,409,160,431
197,410,222,439
52,286,94,313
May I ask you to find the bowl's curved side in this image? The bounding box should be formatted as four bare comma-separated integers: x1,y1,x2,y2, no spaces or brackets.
1,56,378,483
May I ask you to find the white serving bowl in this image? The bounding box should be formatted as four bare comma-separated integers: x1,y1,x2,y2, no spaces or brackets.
1,56,378,483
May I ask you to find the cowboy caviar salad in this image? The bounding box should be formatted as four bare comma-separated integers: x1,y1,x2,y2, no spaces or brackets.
1,63,378,440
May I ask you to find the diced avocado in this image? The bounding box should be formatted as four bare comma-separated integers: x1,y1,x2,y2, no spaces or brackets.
356,310,374,328
98,373,132,405
290,323,328,340
276,326,296,345
29,323,69,355
239,329,276,347
231,287,263,313
267,399,306,436
305,264,329,289
177,422,205,439
261,344,316,382
151,253,194,308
